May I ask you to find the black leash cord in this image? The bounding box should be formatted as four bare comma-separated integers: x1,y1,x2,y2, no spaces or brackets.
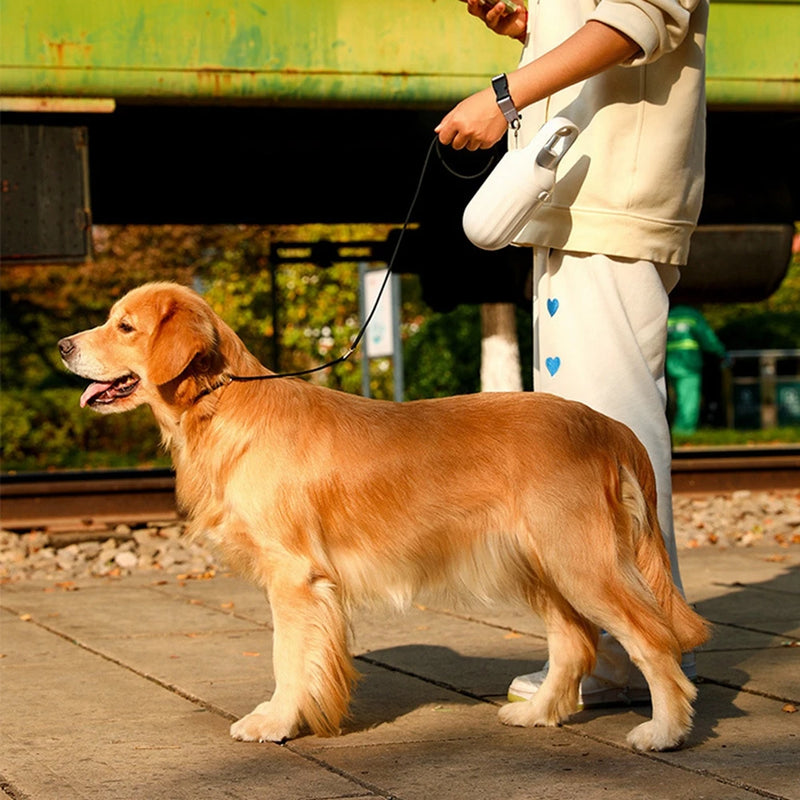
215,136,495,388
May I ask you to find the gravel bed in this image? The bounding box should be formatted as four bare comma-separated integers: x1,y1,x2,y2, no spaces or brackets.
0,522,219,584
2,490,799,584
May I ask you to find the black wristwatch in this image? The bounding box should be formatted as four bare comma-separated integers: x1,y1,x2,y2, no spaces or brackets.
491,73,521,129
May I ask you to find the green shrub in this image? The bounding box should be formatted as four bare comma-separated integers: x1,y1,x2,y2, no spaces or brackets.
0,389,167,471
403,304,533,400
404,306,482,399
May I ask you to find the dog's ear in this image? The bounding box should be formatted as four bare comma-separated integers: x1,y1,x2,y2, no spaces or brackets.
147,297,216,386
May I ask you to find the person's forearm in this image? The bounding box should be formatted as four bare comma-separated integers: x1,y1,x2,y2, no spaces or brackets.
435,20,641,149
506,21,640,110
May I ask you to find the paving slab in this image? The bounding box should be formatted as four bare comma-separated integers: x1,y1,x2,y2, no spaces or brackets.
297,727,765,800
0,616,378,800
573,684,799,798
1,543,798,800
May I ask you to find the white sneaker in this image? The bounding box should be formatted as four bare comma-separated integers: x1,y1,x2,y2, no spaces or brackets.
507,667,651,708
507,636,651,708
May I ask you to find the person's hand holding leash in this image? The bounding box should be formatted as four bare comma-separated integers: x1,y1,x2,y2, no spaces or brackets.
435,87,507,151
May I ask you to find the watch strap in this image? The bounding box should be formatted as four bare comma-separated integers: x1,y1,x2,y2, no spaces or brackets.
491,73,521,129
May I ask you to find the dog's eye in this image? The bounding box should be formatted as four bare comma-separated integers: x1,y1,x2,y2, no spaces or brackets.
117,320,135,334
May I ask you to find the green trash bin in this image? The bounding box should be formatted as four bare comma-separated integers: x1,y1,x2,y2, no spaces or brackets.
732,381,762,429
777,381,800,426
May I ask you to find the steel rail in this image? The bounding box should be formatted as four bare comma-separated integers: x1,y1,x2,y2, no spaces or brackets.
1,448,798,532
0,468,178,531
670,446,800,495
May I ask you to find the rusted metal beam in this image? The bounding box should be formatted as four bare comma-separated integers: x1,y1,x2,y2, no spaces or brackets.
1,1,797,108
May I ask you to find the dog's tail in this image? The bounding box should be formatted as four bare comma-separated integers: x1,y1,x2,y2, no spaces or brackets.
620,463,710,653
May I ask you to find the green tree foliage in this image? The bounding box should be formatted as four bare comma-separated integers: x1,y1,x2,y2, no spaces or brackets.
404,304,533,399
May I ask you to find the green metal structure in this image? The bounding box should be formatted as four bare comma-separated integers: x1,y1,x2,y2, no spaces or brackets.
1,0,798,108
1,1,797,302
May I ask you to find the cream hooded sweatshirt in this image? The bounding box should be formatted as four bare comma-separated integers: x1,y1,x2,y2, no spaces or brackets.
513,0,708,266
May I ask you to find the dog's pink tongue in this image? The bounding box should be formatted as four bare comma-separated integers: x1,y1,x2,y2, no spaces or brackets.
80,381,114,408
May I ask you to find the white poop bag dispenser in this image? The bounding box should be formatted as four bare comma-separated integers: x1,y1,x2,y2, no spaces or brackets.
462,117,580,251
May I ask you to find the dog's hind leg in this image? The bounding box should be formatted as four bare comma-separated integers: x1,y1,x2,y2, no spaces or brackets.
499,596,597,728
595,593,697,751
230,560,357,743
569,565,697,751
624,648,696,752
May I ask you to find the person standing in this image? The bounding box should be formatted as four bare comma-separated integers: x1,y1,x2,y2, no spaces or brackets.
667,305,728,435
435,0,708,704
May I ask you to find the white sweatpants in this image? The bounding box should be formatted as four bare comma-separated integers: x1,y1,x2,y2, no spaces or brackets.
531,248,685,594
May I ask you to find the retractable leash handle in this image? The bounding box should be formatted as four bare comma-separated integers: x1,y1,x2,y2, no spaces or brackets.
462,117,580,251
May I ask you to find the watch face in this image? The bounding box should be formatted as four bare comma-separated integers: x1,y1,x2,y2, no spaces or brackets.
492,74,510,98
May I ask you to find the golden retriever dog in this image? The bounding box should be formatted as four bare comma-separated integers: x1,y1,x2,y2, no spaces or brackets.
59,281,708,752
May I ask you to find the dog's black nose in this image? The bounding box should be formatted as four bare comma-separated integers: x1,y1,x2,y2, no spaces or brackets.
58,337,74,358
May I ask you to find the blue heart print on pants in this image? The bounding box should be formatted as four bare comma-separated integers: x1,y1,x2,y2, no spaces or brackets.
546,356,561,376
546,297,560,375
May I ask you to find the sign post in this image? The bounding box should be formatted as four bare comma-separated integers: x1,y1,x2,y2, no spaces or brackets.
359,264,404,402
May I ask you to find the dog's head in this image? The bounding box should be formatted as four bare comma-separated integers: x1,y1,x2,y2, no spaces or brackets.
58,282,220,414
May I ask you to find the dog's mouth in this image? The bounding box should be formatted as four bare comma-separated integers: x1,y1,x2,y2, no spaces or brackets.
79,373,141,408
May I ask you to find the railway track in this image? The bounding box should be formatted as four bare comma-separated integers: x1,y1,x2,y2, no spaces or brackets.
671,445,800,494
1,447,798,532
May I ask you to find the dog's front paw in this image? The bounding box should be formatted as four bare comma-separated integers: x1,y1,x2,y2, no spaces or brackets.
498,700,561,728
626,719,686,752
230,702,300,743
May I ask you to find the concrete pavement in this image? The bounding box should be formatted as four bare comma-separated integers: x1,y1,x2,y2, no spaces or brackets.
2,542,798,800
